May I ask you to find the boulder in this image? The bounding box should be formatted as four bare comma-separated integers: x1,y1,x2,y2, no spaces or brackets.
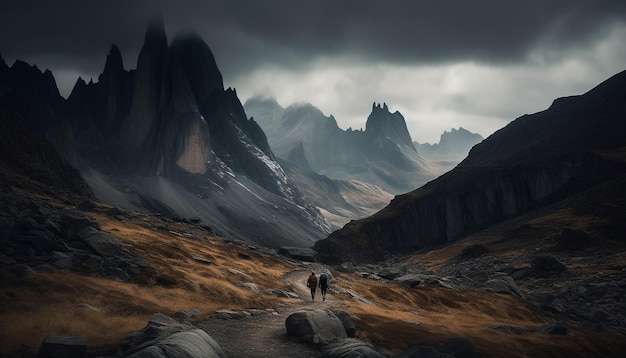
285,310,348,344
323,338,386,358
378,267,404,280
84,232,124,257
127,329,227,358
278,246,317,262
127,313,192,346
60,210,100,238
394,274,422,288
331,310,356,338
482,276,524,297
38,336,87,358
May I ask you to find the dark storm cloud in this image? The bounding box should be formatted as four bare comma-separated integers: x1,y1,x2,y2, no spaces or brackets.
162,0,626,76
2,0,624,76
1,0,625,143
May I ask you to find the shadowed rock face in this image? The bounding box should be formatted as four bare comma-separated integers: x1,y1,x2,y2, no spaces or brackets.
3,22,331,248
315,69,626,264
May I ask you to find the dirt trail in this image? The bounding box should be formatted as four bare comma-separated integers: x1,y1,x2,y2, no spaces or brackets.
199,263,342,357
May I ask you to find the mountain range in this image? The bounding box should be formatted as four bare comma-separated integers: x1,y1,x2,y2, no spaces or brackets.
1,20,332,248
244,98,446,195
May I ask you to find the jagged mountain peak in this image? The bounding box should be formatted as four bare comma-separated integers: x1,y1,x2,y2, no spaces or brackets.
365,101,414,151
100,44,124,78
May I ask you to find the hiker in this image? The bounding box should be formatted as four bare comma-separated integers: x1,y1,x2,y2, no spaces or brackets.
318,272,330,301
306,272,317,301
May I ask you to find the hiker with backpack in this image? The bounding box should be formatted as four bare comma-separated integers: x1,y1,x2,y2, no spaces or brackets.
306,272,318,301
318,272,330,301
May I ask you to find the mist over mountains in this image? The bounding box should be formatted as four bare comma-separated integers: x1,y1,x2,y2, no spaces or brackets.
245,97,472,195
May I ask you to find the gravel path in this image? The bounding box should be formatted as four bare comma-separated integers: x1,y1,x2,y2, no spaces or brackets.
199,263,340,357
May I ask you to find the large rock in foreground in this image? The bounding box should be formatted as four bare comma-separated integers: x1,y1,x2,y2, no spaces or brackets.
285,310,349,344
126,313,226,358
128,329,226,358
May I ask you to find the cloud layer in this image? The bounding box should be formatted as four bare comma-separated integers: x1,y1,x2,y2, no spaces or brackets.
1,0,625,142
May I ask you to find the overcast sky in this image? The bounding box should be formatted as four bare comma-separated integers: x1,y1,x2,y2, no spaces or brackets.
1,0,625,143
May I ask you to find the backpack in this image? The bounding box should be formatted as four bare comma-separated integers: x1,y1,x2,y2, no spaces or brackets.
319,273,328,287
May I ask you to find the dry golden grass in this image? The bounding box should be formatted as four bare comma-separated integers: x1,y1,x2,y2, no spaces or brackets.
0,211,297,355
330,272,625,357
1,201,624,357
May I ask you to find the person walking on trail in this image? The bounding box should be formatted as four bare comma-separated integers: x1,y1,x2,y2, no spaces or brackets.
307,272,318,301
318,272,330,301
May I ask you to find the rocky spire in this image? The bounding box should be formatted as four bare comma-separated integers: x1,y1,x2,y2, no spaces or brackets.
365,102,415,151
100,44,124,80
124,18,169,147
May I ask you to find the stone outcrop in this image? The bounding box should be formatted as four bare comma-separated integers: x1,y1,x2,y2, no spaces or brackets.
285,309,349,345
323,338,386,358
126,313,227,358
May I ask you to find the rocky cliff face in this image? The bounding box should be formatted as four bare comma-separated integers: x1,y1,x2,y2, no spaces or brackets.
314,69,626,264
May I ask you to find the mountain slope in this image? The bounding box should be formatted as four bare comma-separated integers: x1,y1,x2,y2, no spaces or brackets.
314,69,626,264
